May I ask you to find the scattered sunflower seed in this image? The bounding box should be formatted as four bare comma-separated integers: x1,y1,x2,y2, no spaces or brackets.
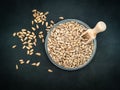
33,42,36,46
40,35,44,38
30,48,34,52
19,59,24,62
30,52,33,55
36,62,40,66
24,37,28,41
50,20,54,24
20,61,24,64
42,21,44,25
39,31,43,34
36,24,39,29
26,46,30,50
32,20,34,25
13,32,16,37
32,9,37,12
35,38,37,43
22,45,26,49
27,50,30,55
13,9,66,71
22,29,27,32
16,64,18,70
23,41,27,45
59,17,64,20
34,19,37,23
46,26,51,29
45,22,48,27
46,29,50,32
31,27,36,31
44,11,49,15
50,24,53,28
31,63,36,66
48,69,53,72
26,60,30,64
12,45,17,48
35,53,41,56
42,38,44,43
40,12,43,15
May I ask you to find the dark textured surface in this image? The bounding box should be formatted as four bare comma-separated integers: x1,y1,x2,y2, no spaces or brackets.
0,0,120,89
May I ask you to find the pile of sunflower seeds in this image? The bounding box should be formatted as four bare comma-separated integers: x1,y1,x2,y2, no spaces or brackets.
47,21,94,68
12,9,60,72
13,29,36,55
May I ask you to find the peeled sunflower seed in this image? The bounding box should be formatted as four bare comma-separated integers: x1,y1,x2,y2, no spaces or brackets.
59,17,64,20
44,11,49,15
27,50,30,55
16,64,18,70
26,31,30,34
26,60,30,64
32,9,37,12
46,29,50,32
28,52,33,55
39,31,43,34
32,20,34,25
45,22,48,27
26,46,30,50
19,59,24,64
38,35,42,39
20,61,24,64
46,26,51,29
34,19,37,23
36,24,39,29
50,20,54,24
50,24,53,28
22,29,27,32
33,35,36,39
23,41,27,45
42,21,44,25
28,45,32,49
36,62,40,66
22,32,27,35
42,38,44,43
13,32,16,37
22,45,26,49
30,48,34,52
40,12,43,15
35,53,41,56
40,35,44,38
33,42,36,46
37,19,42,23
31,63,36,66
34,38,37,43
19,59,24,62
12,45,17,48
48,69,53,72
24,37,28,41
28,40,31,43
31,27,36,31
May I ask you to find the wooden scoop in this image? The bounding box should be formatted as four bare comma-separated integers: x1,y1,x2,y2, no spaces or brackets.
81,21,107,44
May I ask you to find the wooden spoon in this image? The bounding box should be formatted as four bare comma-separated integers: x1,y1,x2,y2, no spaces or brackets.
81,21,107,44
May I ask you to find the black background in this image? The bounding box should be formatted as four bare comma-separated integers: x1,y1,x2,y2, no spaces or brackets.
0,0,120,90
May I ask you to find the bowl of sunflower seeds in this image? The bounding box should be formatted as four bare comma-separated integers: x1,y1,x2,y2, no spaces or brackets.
45,19,96,71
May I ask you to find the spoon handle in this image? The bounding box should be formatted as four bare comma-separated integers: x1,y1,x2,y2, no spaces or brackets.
92,21,107,35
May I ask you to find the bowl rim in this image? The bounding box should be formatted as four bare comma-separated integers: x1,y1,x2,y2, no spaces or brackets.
45,19,97,71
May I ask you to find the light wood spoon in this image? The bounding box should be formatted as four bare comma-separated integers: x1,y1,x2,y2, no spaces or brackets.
81,21,107,44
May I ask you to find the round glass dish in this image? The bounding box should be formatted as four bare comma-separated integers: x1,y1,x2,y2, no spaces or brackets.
45,19,97,71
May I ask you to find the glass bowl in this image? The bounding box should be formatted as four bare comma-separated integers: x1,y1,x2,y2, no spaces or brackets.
45,19,97,71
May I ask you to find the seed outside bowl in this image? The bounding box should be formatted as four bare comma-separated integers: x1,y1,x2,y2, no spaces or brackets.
45,19,97,71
